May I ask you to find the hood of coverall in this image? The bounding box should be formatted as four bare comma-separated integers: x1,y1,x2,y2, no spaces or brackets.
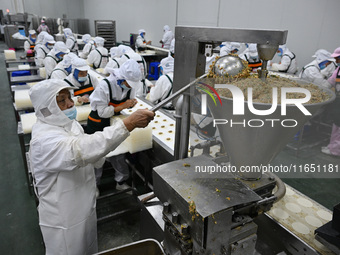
122,51,147,77
53,41,70,55
163,25,170,32
59,53,77,69
82,34,91,44
29,79,74,127
72,57,90,72
223,42,241,54
29,30,36,36
279,44,287,53
112,59,142,89
118,44,134,55
230,42,241,51
43,34,56,45
110,47,123,58
63,28,73,38
138,29,146,35
36,31,48,44
94,36,105,47
312,49,334,64
159,56,174,74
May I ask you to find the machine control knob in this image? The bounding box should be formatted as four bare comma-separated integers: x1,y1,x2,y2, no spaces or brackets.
172,212,179,224
163,202,170,213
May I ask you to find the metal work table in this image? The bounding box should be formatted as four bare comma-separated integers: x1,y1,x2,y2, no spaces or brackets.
10,75,44,85
7,66,39,72
5,58,35,68
146,45,170,54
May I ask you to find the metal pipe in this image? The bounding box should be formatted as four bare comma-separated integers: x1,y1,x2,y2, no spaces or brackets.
174,96,183,160
150,73,207,112
179,93,191,159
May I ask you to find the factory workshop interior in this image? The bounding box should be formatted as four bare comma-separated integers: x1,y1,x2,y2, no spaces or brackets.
1,0,340,254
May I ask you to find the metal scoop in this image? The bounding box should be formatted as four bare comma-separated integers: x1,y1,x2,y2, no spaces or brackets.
214,55,245,76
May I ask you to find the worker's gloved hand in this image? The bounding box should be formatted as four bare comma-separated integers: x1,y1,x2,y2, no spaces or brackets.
123,99,137,109
123,109,155,131
78,95,89,104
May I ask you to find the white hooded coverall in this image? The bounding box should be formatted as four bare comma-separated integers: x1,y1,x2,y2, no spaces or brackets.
161,25,174,49
271,45,298,74
35,34,55,67
29,79,129,254
44,42,69,78
87,47,109,69
80,40,95,59
148,56,174,107
300,60,335,88
135,29,147,51
24,35,36,54
50,53,76,80
64,28,79,55
50,62,69,80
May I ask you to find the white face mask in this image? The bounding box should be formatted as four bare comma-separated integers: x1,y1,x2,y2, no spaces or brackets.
78,76,88,83
63,106,77,120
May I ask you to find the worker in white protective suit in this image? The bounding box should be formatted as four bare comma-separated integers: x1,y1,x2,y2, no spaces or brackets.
118,50,149,97
147,56,174,109
299,49,336,88
269,44,298,74
87,60,142,188
159,25,174,49
239,43,262,71
24,30,37,57
64,28,79,55
104,45,134,72
104,47,124,71
135,29,151,52
87,36,109,69
35,34,55,67
29,79,154,255
219,42,241,57
34,31,48,51
64,58,99,105
322,47,340,157
44,41,69,78
50,53,77,80
104,46,151,94
79,34,95,59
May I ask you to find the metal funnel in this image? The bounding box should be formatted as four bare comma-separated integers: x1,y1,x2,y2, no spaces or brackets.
204,79,335,180
257,44,278,61
257,44,279,80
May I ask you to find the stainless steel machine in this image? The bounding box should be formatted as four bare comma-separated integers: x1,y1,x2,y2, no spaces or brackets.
143,26,335,255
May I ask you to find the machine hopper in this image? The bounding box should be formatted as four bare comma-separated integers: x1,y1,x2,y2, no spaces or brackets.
204,78,335,180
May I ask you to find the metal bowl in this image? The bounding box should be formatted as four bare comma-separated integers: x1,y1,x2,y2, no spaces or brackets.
214,55,245,76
